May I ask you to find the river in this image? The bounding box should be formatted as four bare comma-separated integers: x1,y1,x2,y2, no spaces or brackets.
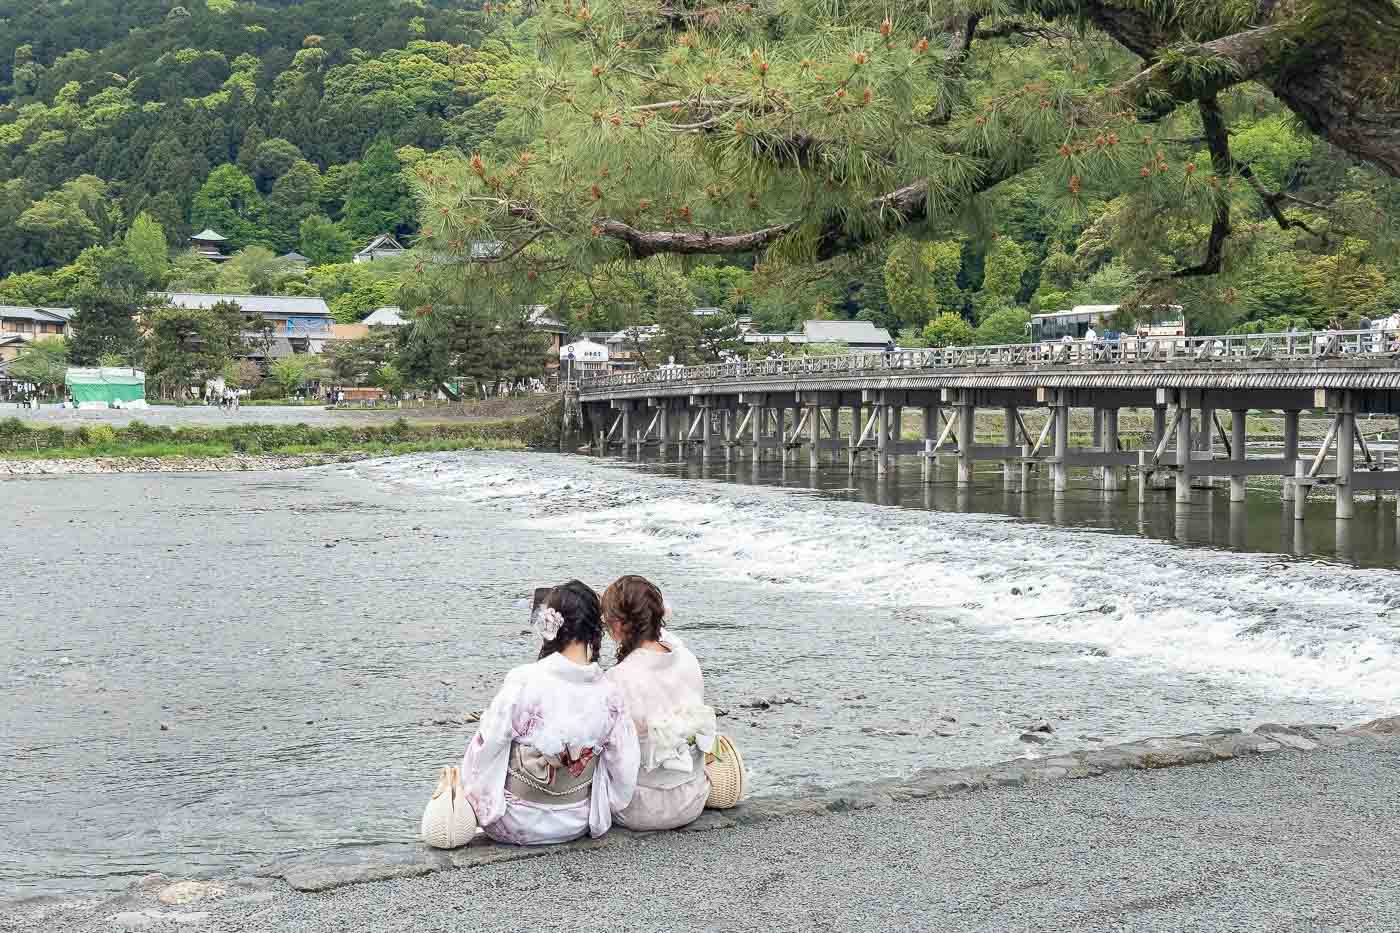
3,450,1398,903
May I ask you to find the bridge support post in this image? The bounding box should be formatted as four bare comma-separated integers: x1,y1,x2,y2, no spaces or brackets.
751,399,763,461
657,404,670,460
958,400,976,487
808,402,821,470
1004,406,1018,489
677,406,691,456
1193,405,1215,488
828,406,840,466
1103,408,1121,492
1176,401,1193,505
1337,403,1356,521
723,409,734,462
1294,460,1308,521
1230,409,1247,503
848,402,863,472
876,398,889,477
1282,410,1300,502
1091,409,1104,483
1051,404,1068,493
621,408,633,454
701,403,712,457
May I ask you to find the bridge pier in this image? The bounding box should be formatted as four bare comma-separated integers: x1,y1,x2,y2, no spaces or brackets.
1230,409,1247,503
1004,405,1018,489
1175,398,1193,505
1052,400,1069,494
1102,408,1121,492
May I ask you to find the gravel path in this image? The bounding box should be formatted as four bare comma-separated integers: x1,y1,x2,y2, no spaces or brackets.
26,742,1399,933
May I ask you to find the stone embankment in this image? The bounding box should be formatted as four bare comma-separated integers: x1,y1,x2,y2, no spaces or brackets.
0,454,367,475
11,715,1394,932
252,716,1397,894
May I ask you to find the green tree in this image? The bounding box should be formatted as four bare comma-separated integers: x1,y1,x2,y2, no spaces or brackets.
922,312,975,348
124,213,170,286
981,238,1030,307
267,161,323,253
250,138,305,191
167,250,223,292
68,283,144,366
268,354,316,395
973,307,1032,345
299,215,354,266
342,136,413,242
883,239,965,330
216,247,290,295
17,177,118,267
191,164,267,250
326,328,401,384
373,362,405,396
8,337,68,397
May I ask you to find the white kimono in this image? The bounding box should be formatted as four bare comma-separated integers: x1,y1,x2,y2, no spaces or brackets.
462,652,639,845
605,630,715,831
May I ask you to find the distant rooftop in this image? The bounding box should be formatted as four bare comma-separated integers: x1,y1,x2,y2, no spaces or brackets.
191,228,227,242
0,305,73,323
363,306,408,326
160,293,331,318
802,319,893,345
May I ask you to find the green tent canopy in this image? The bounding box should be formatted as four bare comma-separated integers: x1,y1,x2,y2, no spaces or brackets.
65,367,145,406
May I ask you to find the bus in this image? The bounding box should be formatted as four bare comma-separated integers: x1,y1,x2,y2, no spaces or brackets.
1028,304,1185,343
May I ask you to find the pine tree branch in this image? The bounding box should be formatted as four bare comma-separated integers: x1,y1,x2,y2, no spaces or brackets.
1117,26,1283,122
1170,97,1232,279
1234,163,1323,238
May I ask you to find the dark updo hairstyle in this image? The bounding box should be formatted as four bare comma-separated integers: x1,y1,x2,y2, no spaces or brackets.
601,575,666,663
538,580,604,663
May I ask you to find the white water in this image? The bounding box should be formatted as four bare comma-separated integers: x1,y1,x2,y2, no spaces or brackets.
362,452,1400,716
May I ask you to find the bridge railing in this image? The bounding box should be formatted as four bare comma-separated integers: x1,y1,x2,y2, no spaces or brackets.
580,328,1396,391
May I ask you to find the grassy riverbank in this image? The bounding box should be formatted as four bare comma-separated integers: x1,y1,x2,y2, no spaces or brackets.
0,405,561,461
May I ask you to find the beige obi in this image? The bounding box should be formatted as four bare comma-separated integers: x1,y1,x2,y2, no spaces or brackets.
505,743,597,805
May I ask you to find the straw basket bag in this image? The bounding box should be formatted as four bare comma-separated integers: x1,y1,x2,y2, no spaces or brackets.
703,735,746,810
420,766,478,849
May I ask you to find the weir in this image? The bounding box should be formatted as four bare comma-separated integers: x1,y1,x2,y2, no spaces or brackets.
579,329,1400,525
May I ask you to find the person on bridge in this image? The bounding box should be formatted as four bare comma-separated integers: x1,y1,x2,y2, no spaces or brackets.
460,580,639,846
603,575,716,831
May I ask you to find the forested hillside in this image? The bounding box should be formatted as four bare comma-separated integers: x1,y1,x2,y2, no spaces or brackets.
0,0,495,276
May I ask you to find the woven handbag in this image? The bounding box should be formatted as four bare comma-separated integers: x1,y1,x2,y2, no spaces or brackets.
420,766,478,849
703,734,746,810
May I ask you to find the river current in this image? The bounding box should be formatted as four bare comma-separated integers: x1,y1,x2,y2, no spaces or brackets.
3,451,1398,902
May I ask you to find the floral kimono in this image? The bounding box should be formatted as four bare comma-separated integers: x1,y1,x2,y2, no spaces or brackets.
605,629,716,831
462,652,639,845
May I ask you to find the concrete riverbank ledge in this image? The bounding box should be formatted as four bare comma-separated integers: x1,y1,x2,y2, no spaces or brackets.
242,716,1396,895
10,715,1388,931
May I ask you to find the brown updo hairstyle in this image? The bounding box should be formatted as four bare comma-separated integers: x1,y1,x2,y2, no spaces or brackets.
538,580,604,663
601,575,665,663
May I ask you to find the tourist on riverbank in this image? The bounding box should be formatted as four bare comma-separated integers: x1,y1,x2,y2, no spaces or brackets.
603,575,716,831
460,580,639,845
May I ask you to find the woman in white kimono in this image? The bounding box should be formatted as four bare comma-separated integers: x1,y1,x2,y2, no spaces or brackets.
602,575,716,831
461,580,640,845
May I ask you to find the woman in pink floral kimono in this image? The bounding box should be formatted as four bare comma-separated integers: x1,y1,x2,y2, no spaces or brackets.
461,580,640,845
603,575,716,831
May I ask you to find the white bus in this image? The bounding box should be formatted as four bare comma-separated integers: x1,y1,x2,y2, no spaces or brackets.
1029,304,1185,343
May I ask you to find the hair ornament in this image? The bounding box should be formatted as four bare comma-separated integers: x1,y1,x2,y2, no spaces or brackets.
533,605,565,642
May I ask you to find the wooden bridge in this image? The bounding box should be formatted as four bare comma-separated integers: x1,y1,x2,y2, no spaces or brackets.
574,329,1400,523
